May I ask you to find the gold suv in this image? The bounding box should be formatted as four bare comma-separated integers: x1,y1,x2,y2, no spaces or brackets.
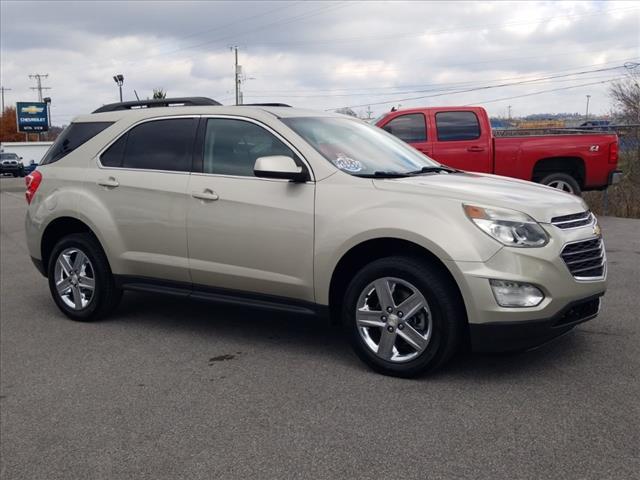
25,98,607,377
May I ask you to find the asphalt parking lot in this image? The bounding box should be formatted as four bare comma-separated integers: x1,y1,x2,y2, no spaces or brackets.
1,176,639,479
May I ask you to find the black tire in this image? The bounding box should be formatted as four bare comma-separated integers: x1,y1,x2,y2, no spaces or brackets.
47,233,122,321
343,256,465,378
539,172,581,196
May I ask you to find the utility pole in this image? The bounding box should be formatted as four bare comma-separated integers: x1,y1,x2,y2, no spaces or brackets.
0,86,11,113
585,95,591,120
365,105,373,120
507,105,512,120
232,46,243,105
29,74,51,102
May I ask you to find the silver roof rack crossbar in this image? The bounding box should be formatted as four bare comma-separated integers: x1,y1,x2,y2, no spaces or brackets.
93,97,221,113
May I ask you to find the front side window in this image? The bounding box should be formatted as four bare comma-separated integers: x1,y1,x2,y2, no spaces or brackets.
203,118,296,176
283,116,439,177
382,113,427,143
435,111,480,141
41,122,113,165
100,118,197,171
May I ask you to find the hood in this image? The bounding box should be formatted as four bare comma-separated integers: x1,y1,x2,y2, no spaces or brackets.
373,171,587,223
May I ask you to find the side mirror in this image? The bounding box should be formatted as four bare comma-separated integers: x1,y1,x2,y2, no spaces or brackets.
254,155,308,182
19,157,23,160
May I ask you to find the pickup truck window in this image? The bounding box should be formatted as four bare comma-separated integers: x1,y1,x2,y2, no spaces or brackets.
435,111,480,141
382,114,427,142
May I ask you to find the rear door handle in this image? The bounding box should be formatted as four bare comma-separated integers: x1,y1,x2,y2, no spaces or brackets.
192,189,219,202
98,177,119,188
467,146,485,152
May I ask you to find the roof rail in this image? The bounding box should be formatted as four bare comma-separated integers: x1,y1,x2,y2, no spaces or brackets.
92,97,221,113
242,103,292,107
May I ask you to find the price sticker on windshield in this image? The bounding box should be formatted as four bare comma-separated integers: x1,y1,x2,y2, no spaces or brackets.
335,153,363,173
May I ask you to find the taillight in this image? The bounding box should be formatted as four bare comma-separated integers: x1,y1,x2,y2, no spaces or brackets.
609,141,618,164
25,170,42,204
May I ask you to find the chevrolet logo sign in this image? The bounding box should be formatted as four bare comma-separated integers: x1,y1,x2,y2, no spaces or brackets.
21,105,44,114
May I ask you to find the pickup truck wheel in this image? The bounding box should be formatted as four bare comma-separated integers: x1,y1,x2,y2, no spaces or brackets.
47,233,122,322
540,173,581,195
343,256,462,377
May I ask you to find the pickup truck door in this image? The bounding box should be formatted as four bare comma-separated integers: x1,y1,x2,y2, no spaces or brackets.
430,110,492,172
380,113,432,156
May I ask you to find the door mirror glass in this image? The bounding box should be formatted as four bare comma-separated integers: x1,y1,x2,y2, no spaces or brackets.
254,155,306,181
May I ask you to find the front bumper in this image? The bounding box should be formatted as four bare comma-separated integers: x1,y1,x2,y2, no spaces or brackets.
469,294,602,352
446,225,607,352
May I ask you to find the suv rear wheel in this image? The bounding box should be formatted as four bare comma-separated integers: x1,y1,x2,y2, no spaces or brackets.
343,256,463,377
47,233,121,321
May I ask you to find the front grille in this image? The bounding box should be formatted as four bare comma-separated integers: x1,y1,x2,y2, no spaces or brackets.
560,237,605,279
551,211,593,229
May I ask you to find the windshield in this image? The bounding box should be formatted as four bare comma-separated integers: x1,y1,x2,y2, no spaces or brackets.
282,116,440,176
0,153,19,160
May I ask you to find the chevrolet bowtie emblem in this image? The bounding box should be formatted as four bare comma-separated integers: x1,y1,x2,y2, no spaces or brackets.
21,105,44,114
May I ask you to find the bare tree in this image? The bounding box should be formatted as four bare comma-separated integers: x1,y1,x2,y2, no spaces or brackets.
609,70,640,124
152,88,167,99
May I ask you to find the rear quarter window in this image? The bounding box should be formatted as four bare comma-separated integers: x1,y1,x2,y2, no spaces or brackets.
40,122,113,165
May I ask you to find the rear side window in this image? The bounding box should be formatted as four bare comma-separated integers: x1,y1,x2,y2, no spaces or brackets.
100,118,197,171
435,111,480,141
382,114,427,142
40,122,113,165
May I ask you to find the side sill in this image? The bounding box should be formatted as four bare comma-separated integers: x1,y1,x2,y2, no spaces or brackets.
114,275,328,319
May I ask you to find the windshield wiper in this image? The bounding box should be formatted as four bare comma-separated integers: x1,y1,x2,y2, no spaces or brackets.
354,166,460,178
355,171,411,178
405,166,459,175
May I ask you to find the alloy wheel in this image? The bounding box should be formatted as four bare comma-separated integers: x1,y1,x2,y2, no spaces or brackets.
355,277,432,363
54,248,96,310
546,180,575,193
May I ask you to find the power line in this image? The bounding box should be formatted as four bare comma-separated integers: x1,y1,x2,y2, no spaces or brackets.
464,77,625,106
327,63,638,110
247,71,623,99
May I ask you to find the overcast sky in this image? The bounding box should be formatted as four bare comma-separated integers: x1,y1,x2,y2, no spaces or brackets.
1,0,638,124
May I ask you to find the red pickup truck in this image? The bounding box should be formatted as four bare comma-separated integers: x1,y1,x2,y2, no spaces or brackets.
376,106,621,195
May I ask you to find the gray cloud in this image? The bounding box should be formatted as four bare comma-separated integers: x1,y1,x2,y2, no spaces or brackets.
1,0,638,123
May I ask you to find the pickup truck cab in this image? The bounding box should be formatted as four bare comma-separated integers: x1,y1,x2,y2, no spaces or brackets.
376,106,621,195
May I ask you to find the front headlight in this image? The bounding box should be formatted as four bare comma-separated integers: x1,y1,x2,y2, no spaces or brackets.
463,204,549,247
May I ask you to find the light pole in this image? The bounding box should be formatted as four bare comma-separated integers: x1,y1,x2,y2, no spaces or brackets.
113,74,124,102
43,97,52,134
585,94,591,120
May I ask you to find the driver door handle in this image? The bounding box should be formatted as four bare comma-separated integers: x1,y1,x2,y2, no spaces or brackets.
192,189,219,202
467,146,485,152
98,177,119,188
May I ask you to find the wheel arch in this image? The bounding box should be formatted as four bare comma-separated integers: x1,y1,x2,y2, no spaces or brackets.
532,156,585,188
40,216,103,275
327,237,468,327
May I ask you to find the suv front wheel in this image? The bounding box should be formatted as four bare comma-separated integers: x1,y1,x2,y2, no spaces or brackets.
47,233,122,321
343,256,463,377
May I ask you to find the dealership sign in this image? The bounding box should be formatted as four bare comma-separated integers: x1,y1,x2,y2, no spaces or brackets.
16,102,49,132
